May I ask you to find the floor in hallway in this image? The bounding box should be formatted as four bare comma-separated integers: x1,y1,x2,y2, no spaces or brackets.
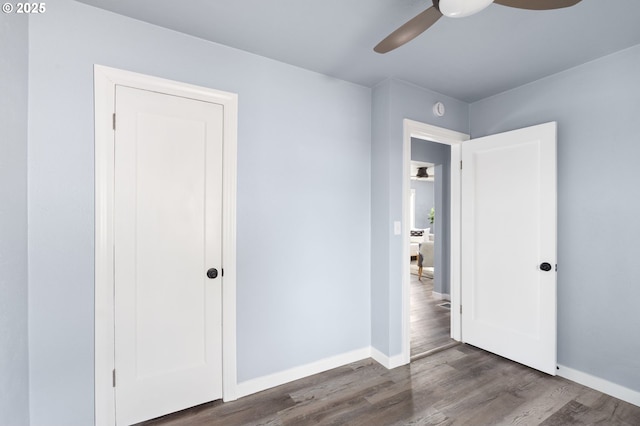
410,270,453,358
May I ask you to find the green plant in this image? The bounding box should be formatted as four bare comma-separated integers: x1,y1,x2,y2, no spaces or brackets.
429,207,435,224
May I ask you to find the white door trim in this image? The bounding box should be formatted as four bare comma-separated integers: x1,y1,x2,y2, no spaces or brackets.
94,65,238,425
401,119,469,364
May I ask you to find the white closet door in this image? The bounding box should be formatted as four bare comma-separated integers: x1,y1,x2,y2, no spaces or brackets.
114,85,224,425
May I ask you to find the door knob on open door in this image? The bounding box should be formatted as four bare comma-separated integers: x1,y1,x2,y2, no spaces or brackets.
539,262,552,272
206,268,218,279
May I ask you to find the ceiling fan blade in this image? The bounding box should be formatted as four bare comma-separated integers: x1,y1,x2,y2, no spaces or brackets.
374,6,442,54
493,0,582,10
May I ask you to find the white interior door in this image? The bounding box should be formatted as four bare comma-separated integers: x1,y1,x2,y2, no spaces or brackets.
461,122,557,375
114,85,224,425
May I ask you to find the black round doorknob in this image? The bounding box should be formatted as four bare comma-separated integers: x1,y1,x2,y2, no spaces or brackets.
539,262,552,272
206,268,218,279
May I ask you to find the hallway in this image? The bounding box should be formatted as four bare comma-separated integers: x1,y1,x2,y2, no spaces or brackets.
410,271,453,358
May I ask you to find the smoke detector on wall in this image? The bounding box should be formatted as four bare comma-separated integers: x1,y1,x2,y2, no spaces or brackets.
433,102,445,117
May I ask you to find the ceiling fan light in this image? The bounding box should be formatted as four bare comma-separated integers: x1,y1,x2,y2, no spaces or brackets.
440,0,494,18
416,167,429,178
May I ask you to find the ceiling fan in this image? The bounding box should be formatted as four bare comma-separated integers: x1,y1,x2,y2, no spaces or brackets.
374,0,582,53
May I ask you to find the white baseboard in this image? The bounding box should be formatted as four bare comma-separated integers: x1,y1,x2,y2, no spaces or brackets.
557,364,640,407
432,291,451,301
235,347,371,399
370,347,407,370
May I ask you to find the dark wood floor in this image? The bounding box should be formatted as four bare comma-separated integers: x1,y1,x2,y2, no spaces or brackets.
411,271,453,357
138,344,640,425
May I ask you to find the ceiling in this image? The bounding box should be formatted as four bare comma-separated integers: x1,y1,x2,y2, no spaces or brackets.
74,0,640,102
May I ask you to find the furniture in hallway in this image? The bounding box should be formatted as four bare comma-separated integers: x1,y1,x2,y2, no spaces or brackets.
418,239,434,280
409,228,431,261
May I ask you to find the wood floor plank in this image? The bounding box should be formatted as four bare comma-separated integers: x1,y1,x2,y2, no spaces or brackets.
135,345,640,426
495,379,583,425
410,273,454,357
538,399,612,425
579,394,640,425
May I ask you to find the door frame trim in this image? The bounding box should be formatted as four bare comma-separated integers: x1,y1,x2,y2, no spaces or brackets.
401,119,469,364
94,65,238,425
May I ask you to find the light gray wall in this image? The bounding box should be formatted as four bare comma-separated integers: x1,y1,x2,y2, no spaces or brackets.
470,44,640,392
27,1,371,424
410,179,434,231
371,80,392,353
411,140,451,296
0,12,30,426
371,78,468,357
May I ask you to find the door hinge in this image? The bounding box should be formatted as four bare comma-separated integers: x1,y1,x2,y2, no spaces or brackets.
221,268,224,277
460,160,463,170
460,305,462,314
555,264,558,272
112,113,116,130
112,369,116,387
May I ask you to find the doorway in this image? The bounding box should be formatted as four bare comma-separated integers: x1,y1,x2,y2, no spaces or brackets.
94,65,239,425
400,119,468,363
401,119,557,374
409,156,453,359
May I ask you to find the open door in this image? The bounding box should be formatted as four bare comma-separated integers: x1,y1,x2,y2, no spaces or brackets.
461,122,557,375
